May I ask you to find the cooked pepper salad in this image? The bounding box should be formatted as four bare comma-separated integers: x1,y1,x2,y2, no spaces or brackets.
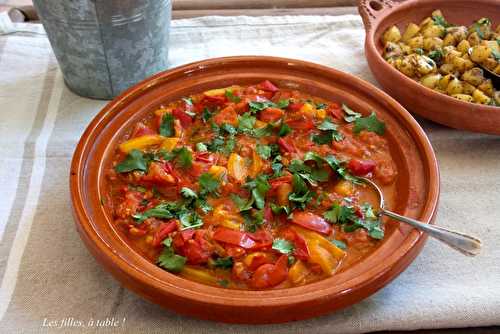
105,80,398,289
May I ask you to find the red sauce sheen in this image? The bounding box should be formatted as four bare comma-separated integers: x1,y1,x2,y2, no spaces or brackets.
105,80,398,290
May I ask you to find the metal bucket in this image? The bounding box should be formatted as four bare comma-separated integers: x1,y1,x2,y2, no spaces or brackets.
33,0,172,99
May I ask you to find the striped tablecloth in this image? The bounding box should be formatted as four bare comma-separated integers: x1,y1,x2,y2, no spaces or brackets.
0,13,499,334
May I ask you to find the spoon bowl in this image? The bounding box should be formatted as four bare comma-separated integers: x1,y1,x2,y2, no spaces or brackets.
360,177,482,257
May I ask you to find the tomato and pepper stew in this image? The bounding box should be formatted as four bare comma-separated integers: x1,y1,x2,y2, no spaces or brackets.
105,80,398,290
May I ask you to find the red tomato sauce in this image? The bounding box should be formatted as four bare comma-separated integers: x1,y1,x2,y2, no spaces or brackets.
105,80,398,290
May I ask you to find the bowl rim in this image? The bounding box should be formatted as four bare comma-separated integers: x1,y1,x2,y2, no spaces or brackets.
362,0,499,112
70,55,440,311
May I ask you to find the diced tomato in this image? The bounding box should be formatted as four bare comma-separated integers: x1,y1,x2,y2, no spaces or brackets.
245,252,275,271
249,255,288,289
347,159,376,176
285,118,315,130
248,229,273,250
257,80,279,92
142,162,176,185
278,137,296,153
269,175,293,191
131,123,156,138
290,211,332,235
232,262,251,281
281,228,310,260
183,239,210,264
287,102,304,112
259,107,284,123
213,106,238,126
202,94,227,106
188,161,211,178
172,108,193,128
213,227,257,249
194,151,214,164
263,206,273,222
115,191,143,218
152,220,178,247
226,246,246,258
328,103,343,120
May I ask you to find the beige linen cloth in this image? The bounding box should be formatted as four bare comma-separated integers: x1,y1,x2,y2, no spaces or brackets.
0,13,499,334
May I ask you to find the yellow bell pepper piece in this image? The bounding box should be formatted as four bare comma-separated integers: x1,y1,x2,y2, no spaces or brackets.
119,135,165,153
293,226,345,260
254,120,268,129
249,150,263,178
204,88,227,97
180,266,219,285
333,179,354,197
227,153,248,182
308,240,339,275
208,165,227,179
288,259,310,284
160,137,179,152
316,108,327,119
213,204,243,230
299,102,316,117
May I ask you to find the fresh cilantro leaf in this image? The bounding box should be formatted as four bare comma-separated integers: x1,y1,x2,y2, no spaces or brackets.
253,124,274,137
179,211,203,230
272,239,295,254
432,15,451,28
289,173,309,199
213,256,234,269
332,239,347,250
132,202,178,222
315,102,327,109
230,194,254,211
182,97,193,106
270,203,290,215
278,123,292,137
163,237,173,248
217,279,230,287
245,175,271,210
353,112,386,135
159,113,175,137
242,209,265,232
222,136,236,155
196,142,208,152
256,144,272,160
157,248,186,273
492,49,500,61
317,118,338,131
199,172,221,197
414,48,424,55
195,197,213,214
202,107,212,123
221,123,237,135
248,100,277,113
225,90,241,103
173,147,193,168
237,112,256,133
428,49,443,63
342,103,362,123
115,149,148,173
180,187,198,200
207,136,225,153
288,255,296,265
324,202,384,240
277,99,290,109
323,202,357,224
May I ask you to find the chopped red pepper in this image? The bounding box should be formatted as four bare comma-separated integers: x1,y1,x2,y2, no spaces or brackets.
347,159,376,176
257,80,279,92
291,211,332,235
213,227,257,249
250,255,288,289
152,220,178,247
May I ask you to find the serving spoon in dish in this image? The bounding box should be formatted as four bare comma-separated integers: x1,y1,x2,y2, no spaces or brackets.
360,177,482,257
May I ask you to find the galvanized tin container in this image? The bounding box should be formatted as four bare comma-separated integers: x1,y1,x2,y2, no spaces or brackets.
33,0,172,99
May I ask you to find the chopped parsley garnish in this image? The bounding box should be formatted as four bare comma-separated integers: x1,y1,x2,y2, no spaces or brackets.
213,256,234,269
195,142,208,152
115,149,148,173
237,112,256,133
277,99,290,109
353,112,386,135
323,202,384,239
288,173,314,210
312,117,344,144
278,123,292,137
342,103,362,123
332,239,347,250
159,113,175,137
201,107,213,123
256,144,272,160
157,246,186,273
244,175,271,210
172,147,193,168
272,239,295,254
225,90,241,103
199,172,221,197
248,100,277,113
432,15,451,28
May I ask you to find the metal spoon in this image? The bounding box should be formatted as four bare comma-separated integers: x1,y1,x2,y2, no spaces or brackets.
468,48,500,89
359,177,482,257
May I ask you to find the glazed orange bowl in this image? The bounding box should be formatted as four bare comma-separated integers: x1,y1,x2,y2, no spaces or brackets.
358,0,500,134
70,56,439,323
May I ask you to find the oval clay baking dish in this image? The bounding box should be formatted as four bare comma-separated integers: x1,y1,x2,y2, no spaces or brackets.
358,0,500,134
70,56,440,323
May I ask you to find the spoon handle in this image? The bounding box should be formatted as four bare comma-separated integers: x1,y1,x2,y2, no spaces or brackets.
382,210,482,257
